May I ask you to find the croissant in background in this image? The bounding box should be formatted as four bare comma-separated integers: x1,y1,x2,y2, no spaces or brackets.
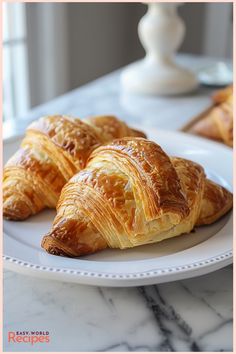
42,138,233,257
3,115,146,220
190,85,233,147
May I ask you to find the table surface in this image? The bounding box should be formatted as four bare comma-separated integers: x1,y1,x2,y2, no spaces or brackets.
3,54,233,352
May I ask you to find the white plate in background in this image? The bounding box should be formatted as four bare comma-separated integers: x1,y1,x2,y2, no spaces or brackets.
3,129,233,287
198,62,233,87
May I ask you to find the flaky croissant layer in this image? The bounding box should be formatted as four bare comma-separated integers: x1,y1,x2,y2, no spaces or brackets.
3,115,146,220
42,138,233,257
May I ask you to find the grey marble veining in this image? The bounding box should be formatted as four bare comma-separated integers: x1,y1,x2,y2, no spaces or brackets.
4,267,232,352
3,54,233,352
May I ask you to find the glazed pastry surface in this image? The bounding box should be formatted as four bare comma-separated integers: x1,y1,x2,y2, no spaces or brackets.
3,115,146,220
190,86,233,147
42,138,233,257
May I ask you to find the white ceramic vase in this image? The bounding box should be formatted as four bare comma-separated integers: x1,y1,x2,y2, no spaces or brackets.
121,3,198,95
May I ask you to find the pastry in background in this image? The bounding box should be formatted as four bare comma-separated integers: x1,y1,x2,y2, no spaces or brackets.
42,138,233,258
3,115,146,220
189,85,233,147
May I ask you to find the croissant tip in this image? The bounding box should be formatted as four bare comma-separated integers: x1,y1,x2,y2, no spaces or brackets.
3,201,32,221
41,235,72,257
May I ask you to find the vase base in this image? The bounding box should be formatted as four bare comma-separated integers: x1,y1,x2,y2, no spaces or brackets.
121,59,199,96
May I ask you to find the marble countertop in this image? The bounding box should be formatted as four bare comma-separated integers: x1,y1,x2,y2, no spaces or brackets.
4,54,233,352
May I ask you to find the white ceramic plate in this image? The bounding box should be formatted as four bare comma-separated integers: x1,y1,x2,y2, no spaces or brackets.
3,129,233,287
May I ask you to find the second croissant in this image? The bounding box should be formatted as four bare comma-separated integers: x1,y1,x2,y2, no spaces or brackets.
3,115,145,220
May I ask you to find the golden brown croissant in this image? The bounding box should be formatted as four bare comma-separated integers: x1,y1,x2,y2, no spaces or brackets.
3,115,146,220
41,138,233,257
190,86,233,147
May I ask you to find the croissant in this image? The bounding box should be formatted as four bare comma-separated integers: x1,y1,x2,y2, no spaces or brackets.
41,138,233,257
190,86,233,147
3,115,146,220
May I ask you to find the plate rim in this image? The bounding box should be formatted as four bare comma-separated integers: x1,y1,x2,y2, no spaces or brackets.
3,250,233,281
3,128,233,286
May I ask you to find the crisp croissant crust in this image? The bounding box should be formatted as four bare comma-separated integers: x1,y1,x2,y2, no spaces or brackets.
3,115,146,220
190,86,233,147
42,138,233,257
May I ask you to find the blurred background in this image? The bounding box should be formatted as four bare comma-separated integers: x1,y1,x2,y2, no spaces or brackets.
3,2,233,122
